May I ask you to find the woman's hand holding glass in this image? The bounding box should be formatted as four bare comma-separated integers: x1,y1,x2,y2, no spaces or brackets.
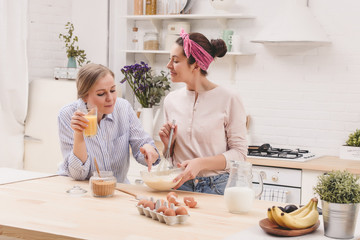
71,105,98,137
140,144,160,171
70,110,89,134
71,104,97,137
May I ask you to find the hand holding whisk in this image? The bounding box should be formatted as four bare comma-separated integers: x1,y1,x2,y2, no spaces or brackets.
158,120,176,171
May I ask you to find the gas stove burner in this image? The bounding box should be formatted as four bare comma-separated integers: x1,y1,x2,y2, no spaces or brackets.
247,144,310,160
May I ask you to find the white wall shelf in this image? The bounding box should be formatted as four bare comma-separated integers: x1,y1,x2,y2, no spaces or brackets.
125,13,255,30
124,50,255,55
124,50,169,65
124,50,169,54
123,50,255,67
119,9,257,84
125,13,256,20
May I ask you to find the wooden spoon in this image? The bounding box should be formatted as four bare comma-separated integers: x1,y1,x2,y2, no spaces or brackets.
114,187,144,200
94,157,101,177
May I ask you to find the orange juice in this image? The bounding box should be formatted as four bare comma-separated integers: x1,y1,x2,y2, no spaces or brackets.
84,115,97,137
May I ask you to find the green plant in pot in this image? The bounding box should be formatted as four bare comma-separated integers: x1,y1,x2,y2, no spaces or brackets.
314,170,360,239
346,129,360,147
59,22,90,68
340,129,360,160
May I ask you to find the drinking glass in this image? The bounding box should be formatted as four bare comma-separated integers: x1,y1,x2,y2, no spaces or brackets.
79,104,97,137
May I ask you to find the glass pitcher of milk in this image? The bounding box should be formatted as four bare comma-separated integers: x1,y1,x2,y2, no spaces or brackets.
224,161,263,213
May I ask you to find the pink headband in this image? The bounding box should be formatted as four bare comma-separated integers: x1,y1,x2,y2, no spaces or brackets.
179,29,214,71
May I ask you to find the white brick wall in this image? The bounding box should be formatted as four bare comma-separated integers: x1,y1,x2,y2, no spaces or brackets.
27,0,108,81
27,0,72,81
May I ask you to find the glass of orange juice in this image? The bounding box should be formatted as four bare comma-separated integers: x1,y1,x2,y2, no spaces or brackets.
83,105,97,137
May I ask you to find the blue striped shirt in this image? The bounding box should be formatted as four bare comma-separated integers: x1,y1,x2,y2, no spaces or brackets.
57,98,158,183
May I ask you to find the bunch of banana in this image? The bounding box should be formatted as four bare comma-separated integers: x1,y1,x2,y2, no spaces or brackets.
267,198,319,230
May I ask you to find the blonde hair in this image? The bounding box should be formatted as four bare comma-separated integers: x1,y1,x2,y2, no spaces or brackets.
76,63,115,99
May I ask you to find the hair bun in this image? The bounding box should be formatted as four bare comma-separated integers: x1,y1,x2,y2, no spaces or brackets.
211,39,227,58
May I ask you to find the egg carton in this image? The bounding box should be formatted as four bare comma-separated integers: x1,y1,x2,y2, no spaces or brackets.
136,198,190,226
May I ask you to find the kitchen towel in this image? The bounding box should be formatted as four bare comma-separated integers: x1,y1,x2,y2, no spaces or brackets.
260,187,287,203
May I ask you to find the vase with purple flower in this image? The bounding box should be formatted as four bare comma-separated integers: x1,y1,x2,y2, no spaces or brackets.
121,61,171,138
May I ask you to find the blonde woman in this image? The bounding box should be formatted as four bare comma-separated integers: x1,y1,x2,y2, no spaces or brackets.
58,63,159,183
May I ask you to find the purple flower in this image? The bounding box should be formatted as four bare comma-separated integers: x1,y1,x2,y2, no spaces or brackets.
120,62,170,108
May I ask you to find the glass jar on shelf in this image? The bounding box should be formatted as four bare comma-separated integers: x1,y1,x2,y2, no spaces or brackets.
134,0,143,15
145,0,157,15
156,0,164,15
143,32,159,50
132,27,140,50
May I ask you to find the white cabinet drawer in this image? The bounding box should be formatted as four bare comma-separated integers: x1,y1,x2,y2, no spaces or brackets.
253,165,302,188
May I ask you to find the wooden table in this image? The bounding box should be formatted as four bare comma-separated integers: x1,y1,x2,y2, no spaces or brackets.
0,175,274,240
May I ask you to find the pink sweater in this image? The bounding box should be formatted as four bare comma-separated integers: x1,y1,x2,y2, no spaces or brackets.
163,86,248,177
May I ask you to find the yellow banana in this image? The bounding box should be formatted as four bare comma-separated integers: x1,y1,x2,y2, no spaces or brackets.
267,207,276,224
271,206,288,228
281,198,319,230
289,198,313,217
289,199,315,219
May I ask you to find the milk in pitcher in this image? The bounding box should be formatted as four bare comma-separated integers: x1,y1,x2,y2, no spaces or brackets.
224,186,255,213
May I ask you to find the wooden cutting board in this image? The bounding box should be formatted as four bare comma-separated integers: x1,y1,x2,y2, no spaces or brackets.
259,218,320,237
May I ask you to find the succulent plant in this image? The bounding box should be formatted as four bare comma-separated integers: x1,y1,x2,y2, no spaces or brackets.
314,170,360,203
346,129,360,147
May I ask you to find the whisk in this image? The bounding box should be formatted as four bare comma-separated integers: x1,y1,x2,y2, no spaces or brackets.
158,120,176,171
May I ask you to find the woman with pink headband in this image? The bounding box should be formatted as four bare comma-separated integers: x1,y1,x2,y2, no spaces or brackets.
158,30,248,195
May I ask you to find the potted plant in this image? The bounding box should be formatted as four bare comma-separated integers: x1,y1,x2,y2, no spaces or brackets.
121,61,171,137
59,22,90,68
314,170,360,239
340,129,360,161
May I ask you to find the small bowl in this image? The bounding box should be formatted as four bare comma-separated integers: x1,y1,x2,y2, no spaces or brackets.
140,168,183,191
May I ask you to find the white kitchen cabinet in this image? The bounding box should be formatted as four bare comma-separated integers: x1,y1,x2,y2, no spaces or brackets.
253,165,302,204
301,169,326,207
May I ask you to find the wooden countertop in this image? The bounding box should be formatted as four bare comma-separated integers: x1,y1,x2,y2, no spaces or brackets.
155,140,360,174
155,141,360,175
248,156,360,174
0,175,275,240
